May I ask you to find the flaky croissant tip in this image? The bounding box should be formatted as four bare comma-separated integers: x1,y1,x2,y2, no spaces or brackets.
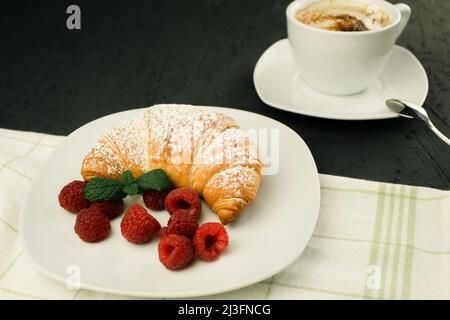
218,209,237,225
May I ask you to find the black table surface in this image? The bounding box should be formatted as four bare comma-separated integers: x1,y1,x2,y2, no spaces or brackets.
1,0,449,189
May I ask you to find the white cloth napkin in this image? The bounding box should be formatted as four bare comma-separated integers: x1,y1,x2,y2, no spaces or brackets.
0,128,449,300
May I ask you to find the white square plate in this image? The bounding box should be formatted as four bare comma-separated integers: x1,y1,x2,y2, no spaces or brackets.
20,106,320,298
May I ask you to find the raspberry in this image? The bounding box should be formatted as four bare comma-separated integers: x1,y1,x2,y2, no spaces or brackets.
74,208,110,243
167,209,189,225
164,188,201,219
90,200,124,220
166,209,198,239
193,222,229,261
121,204,161,244
58,180,90,213
143,188,171,211
158,235,194,270
159,226,169,238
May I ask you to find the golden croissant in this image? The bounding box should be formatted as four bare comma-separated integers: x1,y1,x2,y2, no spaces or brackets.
81,104,263,224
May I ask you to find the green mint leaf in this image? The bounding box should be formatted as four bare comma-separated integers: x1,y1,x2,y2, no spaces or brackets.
83,178,126,201
123,182,140,196
136,168,172,192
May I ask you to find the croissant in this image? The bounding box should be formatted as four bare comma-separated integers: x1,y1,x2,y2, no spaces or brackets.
81,104,263,224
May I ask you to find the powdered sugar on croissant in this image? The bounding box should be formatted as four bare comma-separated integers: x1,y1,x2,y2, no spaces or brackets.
81,104,263,224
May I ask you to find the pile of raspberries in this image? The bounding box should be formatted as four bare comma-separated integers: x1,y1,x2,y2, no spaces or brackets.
59,180,229,271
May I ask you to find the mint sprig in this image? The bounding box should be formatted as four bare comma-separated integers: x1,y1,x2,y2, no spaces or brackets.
122,170,140,196
83,169,172,201
137,169,172,192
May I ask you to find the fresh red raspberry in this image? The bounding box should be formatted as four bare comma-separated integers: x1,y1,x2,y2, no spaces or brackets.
121,204,161,244
159,226,169,238
143,188,171,211
166,209,198,239
164,188,201,219
167,209,189,225
158,235,194,270
58,180,90,213
90,200,124,220
193,222,229,261
74,207,110,243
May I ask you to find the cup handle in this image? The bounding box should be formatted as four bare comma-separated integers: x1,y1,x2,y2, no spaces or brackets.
395,3,411,39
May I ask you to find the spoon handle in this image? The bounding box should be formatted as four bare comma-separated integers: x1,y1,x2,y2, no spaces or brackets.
429,123,450,146
408,101,450,146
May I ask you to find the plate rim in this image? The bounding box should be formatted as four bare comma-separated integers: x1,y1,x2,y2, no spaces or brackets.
253,39,429,121
19,105,321,298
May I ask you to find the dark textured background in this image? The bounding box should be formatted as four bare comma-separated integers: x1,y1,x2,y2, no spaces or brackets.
1,0,449,189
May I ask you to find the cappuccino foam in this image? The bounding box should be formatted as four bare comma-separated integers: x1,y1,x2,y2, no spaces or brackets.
296,0,390,32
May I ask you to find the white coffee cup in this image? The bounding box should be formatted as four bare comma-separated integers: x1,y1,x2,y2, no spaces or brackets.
287,0,411,96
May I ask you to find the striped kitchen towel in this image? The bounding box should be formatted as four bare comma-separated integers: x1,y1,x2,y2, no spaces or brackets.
0,128,449,299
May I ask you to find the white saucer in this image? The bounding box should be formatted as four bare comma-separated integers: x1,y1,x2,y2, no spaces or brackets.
253,39,429,120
